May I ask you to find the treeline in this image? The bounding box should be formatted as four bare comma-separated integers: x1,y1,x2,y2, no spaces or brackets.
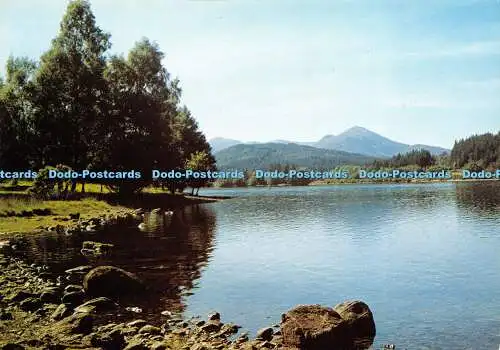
371,149,441,169
450,132,500,170
0,0,214,196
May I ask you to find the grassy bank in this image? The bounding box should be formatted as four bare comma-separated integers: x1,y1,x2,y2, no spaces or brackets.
0,197,129,234
0,181,228,235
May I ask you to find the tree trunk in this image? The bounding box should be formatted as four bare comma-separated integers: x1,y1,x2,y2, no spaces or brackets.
81,182,85,193
191,187,194,195
71,180,77,193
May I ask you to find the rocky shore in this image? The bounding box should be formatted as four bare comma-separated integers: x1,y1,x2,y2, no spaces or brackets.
0,251,379,350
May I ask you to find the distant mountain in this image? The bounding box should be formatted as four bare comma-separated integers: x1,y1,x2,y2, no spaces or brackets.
209,137,242,153
316,126,449,157
214,142,376,169
209,126,450,157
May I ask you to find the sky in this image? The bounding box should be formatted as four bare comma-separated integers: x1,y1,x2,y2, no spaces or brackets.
1,0,499,148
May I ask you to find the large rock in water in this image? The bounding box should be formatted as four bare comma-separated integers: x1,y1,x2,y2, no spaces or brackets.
83,266,144,297
280,304,349,349
333,300,376,341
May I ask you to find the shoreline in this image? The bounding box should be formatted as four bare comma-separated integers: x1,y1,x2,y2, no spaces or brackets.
0,251,377,350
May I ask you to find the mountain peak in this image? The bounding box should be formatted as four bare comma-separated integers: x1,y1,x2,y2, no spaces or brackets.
341,126,376,136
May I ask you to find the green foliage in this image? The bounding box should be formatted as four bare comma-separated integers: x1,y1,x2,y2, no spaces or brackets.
29,165,72,199
214,143,376,170
185,151,216,195
450,132,500,170
372,149,436,169
0,0,214,197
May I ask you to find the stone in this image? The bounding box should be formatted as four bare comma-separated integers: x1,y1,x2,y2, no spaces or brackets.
40,289,60,304
52,312,93,335
208,311,221,321
0,310,13,320
19,297,42,312
51,303,73,321
0,343,25,350
90,327,126,349
74,297,118,313
200,321,222,333
126,319,148,328
83,266,144,297
138,325,161,335
256,327,274,341
333,300,376,339
64,284,84,294
280,304,349,349
6,290,33,303
61,290,85,306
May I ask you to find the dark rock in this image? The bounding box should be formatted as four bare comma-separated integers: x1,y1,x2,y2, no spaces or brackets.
69,213,80,220
40,289,60,304
19,297,42,312
256,327,274,341
0,343,25,350
74,297,118,313
6,290,33,303
0,310,13,320
61,290,85,306
83,266,144,298
90,327,126,350
51,303,73,320
333,300,376,340
280,304,349,349
208,311,221,321
200,321,222,333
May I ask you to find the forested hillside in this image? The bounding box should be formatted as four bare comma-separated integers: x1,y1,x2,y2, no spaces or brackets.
451,132,500,170
214,142,377,170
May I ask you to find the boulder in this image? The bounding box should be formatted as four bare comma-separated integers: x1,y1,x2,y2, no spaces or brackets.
333,300,376,346
19,297,42,312
280,304,349,349
40,288,60,304
83,266,145,297
256,327,274,341
61,290,85,306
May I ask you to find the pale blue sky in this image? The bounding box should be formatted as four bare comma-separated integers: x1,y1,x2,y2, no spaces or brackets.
1,0,499,148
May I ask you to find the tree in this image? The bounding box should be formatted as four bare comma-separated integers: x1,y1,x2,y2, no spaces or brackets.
32,0,110,177
185,151,216,195
100,38,180,195
0,57,38,169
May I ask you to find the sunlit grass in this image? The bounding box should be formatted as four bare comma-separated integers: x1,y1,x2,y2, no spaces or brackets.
0,197,128,234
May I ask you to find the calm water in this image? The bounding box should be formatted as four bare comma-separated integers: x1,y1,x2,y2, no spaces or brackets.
3,182,500,349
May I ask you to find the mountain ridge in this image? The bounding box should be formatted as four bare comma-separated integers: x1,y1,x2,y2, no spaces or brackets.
209,126,450,157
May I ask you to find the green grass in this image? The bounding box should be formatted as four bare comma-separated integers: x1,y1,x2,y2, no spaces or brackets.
0,197,128,234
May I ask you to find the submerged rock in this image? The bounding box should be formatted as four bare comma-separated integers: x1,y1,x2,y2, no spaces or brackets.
83,266,144,297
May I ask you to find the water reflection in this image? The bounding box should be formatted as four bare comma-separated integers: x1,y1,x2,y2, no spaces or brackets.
455,182,500,215
2,205,217,317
